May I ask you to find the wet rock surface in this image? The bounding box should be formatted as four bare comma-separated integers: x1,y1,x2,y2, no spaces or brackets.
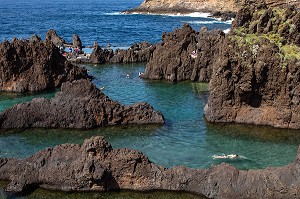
0,136,299,199
0,79,164,129
142,23,225,82
0,35,88,92
204,2,300,129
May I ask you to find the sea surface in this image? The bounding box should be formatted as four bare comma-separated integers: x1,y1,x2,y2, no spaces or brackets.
0,0,300,198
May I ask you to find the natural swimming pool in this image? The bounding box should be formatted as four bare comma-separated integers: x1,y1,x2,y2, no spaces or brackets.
1,63,299,171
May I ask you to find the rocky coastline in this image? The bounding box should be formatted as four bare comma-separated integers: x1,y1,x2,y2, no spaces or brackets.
124,0,300,21
123,0,240,21
135,0,300,129
0,79,164,129
0,136,299,199
1,1,300,198
0,34,89,92
204,1,300,129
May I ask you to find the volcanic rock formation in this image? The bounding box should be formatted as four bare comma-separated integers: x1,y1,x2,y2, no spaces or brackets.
0,136,299,199
0,35,88,92
204,2,300,129
0,79,164,128
44,29,65,47
110,42,156,63
89,42,114,64
142,23,225,82
72,34,83,52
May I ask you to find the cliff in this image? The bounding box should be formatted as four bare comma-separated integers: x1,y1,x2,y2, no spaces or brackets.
0,136,299,199
204,1,300,129
0,79,164,129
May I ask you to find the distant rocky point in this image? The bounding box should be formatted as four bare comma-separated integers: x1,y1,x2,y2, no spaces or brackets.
0,79,164,129
0,136,299,199
125,0,300,20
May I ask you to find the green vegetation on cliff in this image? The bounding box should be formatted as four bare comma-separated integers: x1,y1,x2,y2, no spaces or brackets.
230,6,300,65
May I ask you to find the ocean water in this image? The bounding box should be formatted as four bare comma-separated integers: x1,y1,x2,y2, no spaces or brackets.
0,0,300,198
0,0,230,47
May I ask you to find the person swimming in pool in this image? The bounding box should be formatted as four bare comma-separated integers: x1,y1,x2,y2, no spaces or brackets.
212,154,239,159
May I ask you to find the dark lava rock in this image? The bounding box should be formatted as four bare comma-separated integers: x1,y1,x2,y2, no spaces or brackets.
0,35,88,92
142,23,225,82
89,42,114,64
81,42,155,64
72,34,83,51
110,42,156,63
44,29,65,47
0,79,164,128
0,136,299,199
204,4,300,129
211,11,236,21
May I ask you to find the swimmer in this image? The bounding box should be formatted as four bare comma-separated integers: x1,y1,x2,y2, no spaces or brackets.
212,154,239,159
126,73,130,78
100,86,104,91
138,72,144,77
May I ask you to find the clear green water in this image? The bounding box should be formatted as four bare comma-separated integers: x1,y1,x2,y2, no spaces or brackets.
0,63,300,198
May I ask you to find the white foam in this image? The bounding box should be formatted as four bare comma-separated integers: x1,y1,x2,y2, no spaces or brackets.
183,12,211,18
106,11,233,26
118,11,211,18
104,12,123,15
223,28,231,34
157,12,211,18
186,20,220,25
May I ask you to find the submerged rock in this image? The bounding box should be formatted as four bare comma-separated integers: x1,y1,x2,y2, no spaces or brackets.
0,79,164,128
204,3,300,129
0,136,299,199
0,35,88,92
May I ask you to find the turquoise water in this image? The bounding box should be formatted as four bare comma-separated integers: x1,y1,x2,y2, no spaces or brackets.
0,0,300,198
1,63,299,171
0,64,300,199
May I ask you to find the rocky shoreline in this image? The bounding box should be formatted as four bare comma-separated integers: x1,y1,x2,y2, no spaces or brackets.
133,0,300,129
204,1,300,129
0,136,299,199
124,0,300,21
123,0,240,21
0,0,300,198
0,34,89,92
0,79,164,129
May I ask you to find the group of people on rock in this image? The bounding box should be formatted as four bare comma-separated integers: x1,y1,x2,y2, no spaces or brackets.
60,46,90,60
